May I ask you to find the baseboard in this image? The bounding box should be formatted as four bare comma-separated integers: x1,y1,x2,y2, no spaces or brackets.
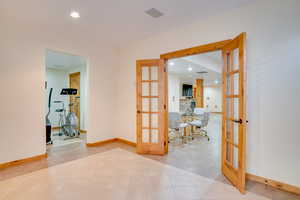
80,129,87,134
116,138,137,147
51,127,60,130
86,138,136,147
211,112,222,114
86,138,118,147
0,153,48,170
246,173,300,195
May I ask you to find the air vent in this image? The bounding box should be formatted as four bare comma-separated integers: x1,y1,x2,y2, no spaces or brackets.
197,71,208,74
145,8,164,18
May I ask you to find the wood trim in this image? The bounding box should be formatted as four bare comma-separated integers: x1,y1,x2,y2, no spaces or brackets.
86,138,118,147
80,129,87,134
116,138,137,147
51,127,60,130
86,138,137,148
160,40,231,60
0,153,47,170
211,112,222,114
195,79,204,107
69,71,81,129
246,173,300,195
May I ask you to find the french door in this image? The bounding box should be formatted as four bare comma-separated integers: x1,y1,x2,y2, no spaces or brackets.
221,33,247,193
136,59,167,155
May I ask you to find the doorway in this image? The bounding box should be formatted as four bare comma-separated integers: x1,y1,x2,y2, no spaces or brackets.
136,33,247,193
167,51,223,175
45,49,88,148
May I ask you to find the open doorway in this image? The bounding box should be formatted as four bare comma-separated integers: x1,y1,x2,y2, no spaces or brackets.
167,51,223,174
45,49,88,148
136,33,246,193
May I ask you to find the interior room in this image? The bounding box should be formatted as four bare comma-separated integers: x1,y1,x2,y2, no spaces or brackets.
0,0,299,200
45,49,88,148
167,51,223,177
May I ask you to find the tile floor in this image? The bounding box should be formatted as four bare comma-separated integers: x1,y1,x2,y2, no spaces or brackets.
0,114,299,199
0,149,271,200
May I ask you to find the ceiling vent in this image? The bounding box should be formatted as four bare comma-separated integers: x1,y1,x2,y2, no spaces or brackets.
145,8,164,18
197,71,208,74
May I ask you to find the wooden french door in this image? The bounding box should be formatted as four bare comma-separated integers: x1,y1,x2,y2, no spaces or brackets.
221,33,247,193
136,59,167,155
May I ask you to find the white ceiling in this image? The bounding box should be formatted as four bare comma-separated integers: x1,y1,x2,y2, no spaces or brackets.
1,0,253,47
45,49,86,70
168,51,222,86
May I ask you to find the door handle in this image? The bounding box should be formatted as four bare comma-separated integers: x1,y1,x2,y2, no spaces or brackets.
233,119,243,124
137,110,141,114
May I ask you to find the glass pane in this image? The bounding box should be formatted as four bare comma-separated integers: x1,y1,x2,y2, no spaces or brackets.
142,114,149,127
226,99,232,118
151,129,159,143
142,129,149,143
151,114,158,128
151,66,158,80
151,98,158,112
232,48,239,70
226,120,232,140
151,82,158,96
226,73,231,95
233,146,239,169
142,98,149,112
234,98,239,120
142,83,149,96
142,67,149,80
234,122,239,145
233,73,239,95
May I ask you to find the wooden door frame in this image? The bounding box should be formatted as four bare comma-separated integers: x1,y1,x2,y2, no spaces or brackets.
69,72,81,130
159,39,234,153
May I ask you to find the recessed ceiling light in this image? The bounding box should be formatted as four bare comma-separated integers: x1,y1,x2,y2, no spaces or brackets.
70,11,80,19
188,67,193,71
169,62,174,66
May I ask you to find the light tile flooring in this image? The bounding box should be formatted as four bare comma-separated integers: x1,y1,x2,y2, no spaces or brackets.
0,114,299,199
0,149,271,200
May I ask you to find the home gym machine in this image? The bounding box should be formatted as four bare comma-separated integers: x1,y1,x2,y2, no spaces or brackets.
46,88,53,144
55,88,80,140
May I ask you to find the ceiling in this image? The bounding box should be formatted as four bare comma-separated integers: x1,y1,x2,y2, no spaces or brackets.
168,51,222,86
45,49,86,70
1,0,253,47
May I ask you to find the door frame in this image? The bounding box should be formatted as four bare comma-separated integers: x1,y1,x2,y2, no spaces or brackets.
159,39,234,153
69,71,81,130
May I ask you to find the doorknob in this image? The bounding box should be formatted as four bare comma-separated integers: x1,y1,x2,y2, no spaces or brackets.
233,119,243,124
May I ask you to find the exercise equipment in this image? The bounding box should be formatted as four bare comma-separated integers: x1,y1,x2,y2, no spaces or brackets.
46,88,53,144
54,88,80,139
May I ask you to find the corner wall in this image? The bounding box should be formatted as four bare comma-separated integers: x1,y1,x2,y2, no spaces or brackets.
115,0,300,186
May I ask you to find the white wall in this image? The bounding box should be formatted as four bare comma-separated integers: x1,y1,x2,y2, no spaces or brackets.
45,68,69,127
115,0,300,186
0,18,118,164
168,74,180,112
204,86,222,112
